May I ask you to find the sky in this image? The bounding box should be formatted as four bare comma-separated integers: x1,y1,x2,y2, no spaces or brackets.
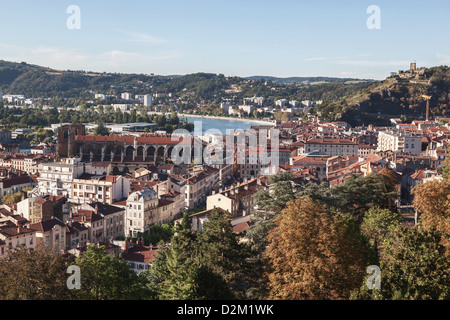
1,0,449,80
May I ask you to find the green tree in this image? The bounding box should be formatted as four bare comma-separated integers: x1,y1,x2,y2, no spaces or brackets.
93,123,109,136
360,206,402,250
154,214,198,300
196,209,251,299
73,244,144,300
352,227,450,300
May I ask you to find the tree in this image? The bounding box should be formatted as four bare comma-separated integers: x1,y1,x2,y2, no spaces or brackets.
351,227,450,300
158,237,198,300
246,172,306,254
264,197,367,300
73,244,144,300
327,173,399,221
361,207,402,249
196,209,251,299
152,214,199,300
412,177,450,251
1,187,32,204
93,123,109,136
0,244,75,300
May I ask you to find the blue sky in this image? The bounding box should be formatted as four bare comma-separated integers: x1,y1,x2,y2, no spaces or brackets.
1,0,449,80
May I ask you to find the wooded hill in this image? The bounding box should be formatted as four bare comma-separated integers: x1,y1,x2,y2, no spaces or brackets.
317,65,450,126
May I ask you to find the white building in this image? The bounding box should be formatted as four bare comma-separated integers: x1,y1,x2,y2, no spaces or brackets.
71,174,130,205
3,94,25,104
276,99,288,108
289,100,299,107
238,105,254,115
112,104,131,112
377,131,422,156
135,95,152,106
305,138,359,157
121,92,132,100
125,189,159,237
37,158,91,197
143,95,153,107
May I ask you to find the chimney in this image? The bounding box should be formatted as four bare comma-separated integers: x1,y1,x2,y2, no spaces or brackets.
124,240,129,252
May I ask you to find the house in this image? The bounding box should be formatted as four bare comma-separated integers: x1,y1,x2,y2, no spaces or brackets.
121,241,159,274
189,207,253,235
403,169,441,203
0,224,37,255
184,166,220,210
0,175,35,200
70,209,105,243
29,218,67,252
80,202,126,241
65,220,90,250
206,178,267,218
68,241,121,258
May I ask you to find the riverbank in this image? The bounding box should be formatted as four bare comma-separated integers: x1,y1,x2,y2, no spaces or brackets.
147,111,276,126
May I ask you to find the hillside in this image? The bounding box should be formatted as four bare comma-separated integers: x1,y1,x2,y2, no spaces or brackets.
0,60,375,104
317,65,450,126
245,75,373,85
3,60,448,127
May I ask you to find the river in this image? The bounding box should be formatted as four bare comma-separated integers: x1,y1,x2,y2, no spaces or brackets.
179,115,275,134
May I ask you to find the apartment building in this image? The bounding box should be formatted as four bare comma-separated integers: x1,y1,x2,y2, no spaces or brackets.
184,166,220,210
206,178,267,218
304,138,359,157
37,158,91,197
29,218,66,252
10,154,48,174
239,146,291,178
80,202,126,241
377,130,422,156
125,189,176,238
65,220,89,249
71,173,130,204
0,225,37,256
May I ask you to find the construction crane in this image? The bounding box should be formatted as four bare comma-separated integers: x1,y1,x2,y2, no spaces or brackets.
422,95,431,121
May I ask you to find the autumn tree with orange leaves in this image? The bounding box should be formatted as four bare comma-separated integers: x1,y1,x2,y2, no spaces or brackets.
412,174,450,251
264,197,367,300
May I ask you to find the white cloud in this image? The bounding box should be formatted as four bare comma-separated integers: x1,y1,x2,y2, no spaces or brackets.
0,43,182,73
436,53,450,64
334,59,411,67
305,57,329,61
115,29,167,44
